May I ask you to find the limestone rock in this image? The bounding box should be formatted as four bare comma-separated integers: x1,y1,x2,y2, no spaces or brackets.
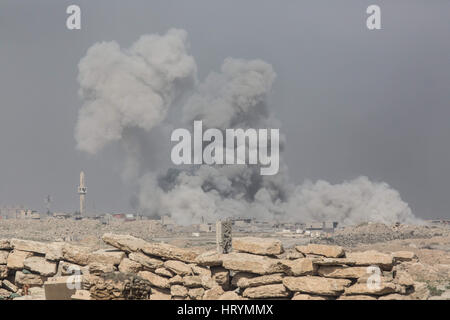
0,265,8,279
168,275,184,285
283,258,317,276
286,251,304,260
191,265,211,278
233,237,283,256
58,261,89,276
0,239,11,250
188,287,205,300
155,268,173,278
81,273,100,290
243,283,290,299
138,271,170,289
344,282,397,296
118,258,143,274
2,279,18,293
7,250,33,270
311,257,356,266
0,250,9,264
102,233,148,253
23,256,57,276
0,288,11,299
356,273,393,285
211,266,230,287
231,272,256,287
222,252,289,275
195,251,223,267
62,244,91,266
10,239,48,255
393,270,415,287
164,260,192,276
200,275,218,290
393,261,445,283
89,249,125,266
346,250,393,270
15,271,45,287
141,243,199,264
71,290,92,300
183,275,203,288
45,243,64,261
219,291,245,300
295,244,345,258
391,251,417,262
318,266,368,279
292,293,329,300
129,252,164,270
171,284,188,297
89,262,116,275
283,276,351,296
338,295,377,300
89,272,152,300
410,282,430,300
378,294,411,300
13,293,45,300
237,273,283,289
203,286,224,300
150,287,171,300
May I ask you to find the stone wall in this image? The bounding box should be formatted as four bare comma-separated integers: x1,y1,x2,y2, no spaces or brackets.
0,234,429,300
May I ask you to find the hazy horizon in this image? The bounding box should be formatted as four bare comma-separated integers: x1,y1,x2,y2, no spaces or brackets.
1,1,450,220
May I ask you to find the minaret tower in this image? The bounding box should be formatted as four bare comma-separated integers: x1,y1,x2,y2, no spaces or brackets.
78,171,87,216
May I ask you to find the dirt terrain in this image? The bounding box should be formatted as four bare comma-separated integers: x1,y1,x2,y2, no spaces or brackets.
1,218,449,299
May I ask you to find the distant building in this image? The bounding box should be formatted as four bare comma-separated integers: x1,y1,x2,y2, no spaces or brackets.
100,214,112,225
304,221,338,232
232,217,252,226
430,219,450,225
161,215,175,226
31,212,41,220
198,223,215,233
53,212,71,219
112,213,125,220
0,205,26,219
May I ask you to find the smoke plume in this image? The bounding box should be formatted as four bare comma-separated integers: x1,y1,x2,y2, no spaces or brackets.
75,29,419,226
284,176,418,225
75,29,197,154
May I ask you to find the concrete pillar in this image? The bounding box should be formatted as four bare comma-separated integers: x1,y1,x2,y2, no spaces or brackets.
216,220,232,254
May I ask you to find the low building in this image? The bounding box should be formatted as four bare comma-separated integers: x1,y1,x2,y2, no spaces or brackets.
31,212,41,220
198,223,215,233
161,215,175,226
112,213,125,220
53,212,71,219
0,205,26,219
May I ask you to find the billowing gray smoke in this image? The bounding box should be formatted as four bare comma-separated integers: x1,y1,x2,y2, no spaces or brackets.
182,58,278,130
75,29,419,226
75,29,197,154
285,176,418,225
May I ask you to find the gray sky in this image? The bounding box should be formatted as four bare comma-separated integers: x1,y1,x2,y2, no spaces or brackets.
1,0,449,219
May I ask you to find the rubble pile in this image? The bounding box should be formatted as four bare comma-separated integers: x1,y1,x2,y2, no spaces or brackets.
88,272,153,300
318,223,450,247
0,234,441,300
0,218,172,243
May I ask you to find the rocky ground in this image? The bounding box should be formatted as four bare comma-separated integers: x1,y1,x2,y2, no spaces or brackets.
0,219,449,300
0,218,172,243
0,234,443,300
318,222,450,247
314,223,450,300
